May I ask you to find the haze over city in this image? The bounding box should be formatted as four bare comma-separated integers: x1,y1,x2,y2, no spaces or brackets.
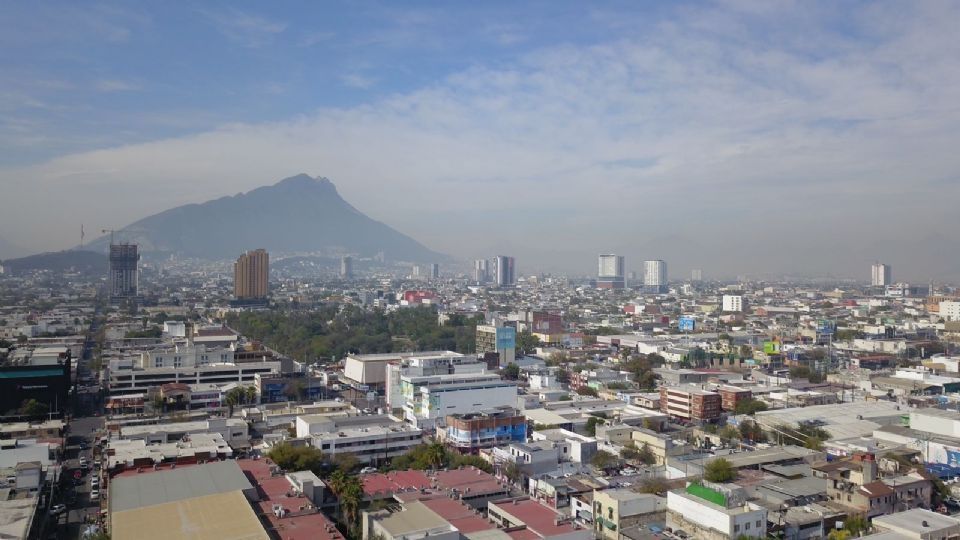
2,1,959,280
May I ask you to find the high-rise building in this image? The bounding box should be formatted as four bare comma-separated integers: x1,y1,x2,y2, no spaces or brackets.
643,260,668,293
429,263,440,279
871,263,891,287
691,269,703,282
412,265,422,279
109,243,140,301
234,249,269,300
494,255,516,287
340,255,353,279
474,259,490,283
597,254,625,289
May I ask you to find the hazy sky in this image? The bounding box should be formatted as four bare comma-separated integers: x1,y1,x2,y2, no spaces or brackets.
2,1,959,281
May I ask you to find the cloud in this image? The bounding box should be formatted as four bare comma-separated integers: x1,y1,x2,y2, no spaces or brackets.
96,80,140,92
199,8,286,48
2,1,960,279
340,74,376,89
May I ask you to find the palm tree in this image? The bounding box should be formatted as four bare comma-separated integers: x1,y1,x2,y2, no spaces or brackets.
224,389,239,416
244,386,258,405
425,441,446,469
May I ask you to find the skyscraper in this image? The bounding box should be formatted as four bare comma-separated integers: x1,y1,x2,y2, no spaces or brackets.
109,243,140,301
340,255,353,279
691,269,703,282
871,263,891,287
494,255,516,287
474,259,489,283
429,263,440,279
643,260,668,293
234,249,269,300
597,254,625,289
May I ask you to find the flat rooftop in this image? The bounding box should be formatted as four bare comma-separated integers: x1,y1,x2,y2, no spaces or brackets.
111,490,267,540
110,460,252,513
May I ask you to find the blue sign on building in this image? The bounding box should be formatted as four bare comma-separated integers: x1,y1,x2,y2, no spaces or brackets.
679,316,696,332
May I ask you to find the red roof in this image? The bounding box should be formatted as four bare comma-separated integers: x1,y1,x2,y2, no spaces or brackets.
419,497,492,534
494,499,583,538
361,470,431,497
238,459,343,540
434,467,506,496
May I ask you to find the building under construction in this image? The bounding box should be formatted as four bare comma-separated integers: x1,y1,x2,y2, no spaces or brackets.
109,243,140,302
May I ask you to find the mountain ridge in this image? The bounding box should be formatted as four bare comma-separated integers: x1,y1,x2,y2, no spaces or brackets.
84,174,447,262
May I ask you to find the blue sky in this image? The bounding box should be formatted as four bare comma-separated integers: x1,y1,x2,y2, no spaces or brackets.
2,1,960,280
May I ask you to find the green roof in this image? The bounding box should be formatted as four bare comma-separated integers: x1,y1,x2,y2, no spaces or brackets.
0,369,64,378
686,482,727,507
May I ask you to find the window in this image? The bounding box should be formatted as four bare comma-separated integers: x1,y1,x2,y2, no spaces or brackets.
155,358,163,368
745,522,751,530
608,508,613,519
734,525,740,533
756,520,762,528
174,357,182,368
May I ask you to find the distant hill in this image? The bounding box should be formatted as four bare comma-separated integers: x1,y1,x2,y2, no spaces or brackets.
2,250,106,276
84,174,447,262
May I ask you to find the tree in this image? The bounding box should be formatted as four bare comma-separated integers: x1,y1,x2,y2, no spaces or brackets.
268,443,324,473
19,399,47,417
328,470,363,530
576,386,598,397
500,363,520,380
502,462,522,484
636,443,656,465
703,457,736,483
516,330,540,355
425,441,446,469
719,425,741,443
734,398,768,415
585,416,605,436
332,452,360,474
591,450,619,470
638,477,669,494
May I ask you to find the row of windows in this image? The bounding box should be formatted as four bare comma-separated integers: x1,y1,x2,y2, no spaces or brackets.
732,520,763,533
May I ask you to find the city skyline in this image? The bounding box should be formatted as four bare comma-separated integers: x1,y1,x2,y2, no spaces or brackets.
1,2,959,281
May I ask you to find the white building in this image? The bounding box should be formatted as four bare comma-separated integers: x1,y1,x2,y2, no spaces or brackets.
643,260,668,292
722,295,744,312
383,351,485,409
162,321,186,338
404,374,518,429
138,345,234,369
598,254,625,288
107,359,281,397
872,263,892,287
667,483,767,540
296,414,422,465
940,301,960,322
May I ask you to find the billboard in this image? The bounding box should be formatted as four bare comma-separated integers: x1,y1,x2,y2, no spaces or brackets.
817,319,836,335
496,327,517,350
678,316,696,332
763,341,781,355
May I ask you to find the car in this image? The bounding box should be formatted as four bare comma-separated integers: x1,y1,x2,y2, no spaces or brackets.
91,477,99,489
90,490,99,501
362,408,372,414
49,504,66,516
359,467,377,474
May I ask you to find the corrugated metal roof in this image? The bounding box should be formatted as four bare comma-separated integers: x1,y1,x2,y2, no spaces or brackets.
109,460,252,513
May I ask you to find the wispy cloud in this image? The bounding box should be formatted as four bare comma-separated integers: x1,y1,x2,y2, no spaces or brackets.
340,73,376,90
3,2,960,278
96,79,140,92
199,8,286,48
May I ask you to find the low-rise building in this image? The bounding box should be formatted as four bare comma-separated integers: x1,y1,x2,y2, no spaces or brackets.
660,385,722,421
442,407,527,453
667,482,768,540
296,414,423,466
593,489,665,540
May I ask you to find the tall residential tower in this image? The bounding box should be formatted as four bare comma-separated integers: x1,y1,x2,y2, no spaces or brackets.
871,263,891,287
597,254,625,289
234,249,269,300
643,259,668,293
494,255,516,287
109,243,140,301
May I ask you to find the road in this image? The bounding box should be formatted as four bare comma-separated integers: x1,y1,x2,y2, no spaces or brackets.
42,303,106,540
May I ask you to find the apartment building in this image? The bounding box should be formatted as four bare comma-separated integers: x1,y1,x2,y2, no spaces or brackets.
659,385,722,421
667,482,768,540
716,385,753,412
442,407,527,453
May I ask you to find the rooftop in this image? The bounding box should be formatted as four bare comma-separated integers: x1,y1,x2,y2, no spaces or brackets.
109,460,252,513
111,490,267,540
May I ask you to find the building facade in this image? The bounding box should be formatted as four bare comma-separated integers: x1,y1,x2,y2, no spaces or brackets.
494,255,516,287
233,248,269,300
109,243,140,301
643,260,668,293
597,254,625,289
872,263,892,287
659,386,721,421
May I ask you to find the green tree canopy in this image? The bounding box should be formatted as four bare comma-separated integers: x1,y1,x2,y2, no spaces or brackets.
703,457,736,483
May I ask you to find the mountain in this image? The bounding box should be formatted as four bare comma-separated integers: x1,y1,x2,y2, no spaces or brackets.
3,250,106,276
85,174,447,262
0,235,26,260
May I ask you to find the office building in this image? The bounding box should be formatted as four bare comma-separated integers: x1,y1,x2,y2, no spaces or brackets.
340,255,353,279
429,263,440,279
476,325,516,367
109,243,140,301
0,347,72,418
296,414,422,465
233,249,269,300
474,259,489,283
643,259,667,293
494,255,516,287
401,373,519,428
597,254,625,289
872,262,892,287
411,264,422,279
442,408,527,453
941,301,960,322
691,268,703,282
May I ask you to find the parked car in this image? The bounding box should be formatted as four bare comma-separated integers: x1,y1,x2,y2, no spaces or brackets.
49,504,66,516
90,489,99,501
359,467,377,474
